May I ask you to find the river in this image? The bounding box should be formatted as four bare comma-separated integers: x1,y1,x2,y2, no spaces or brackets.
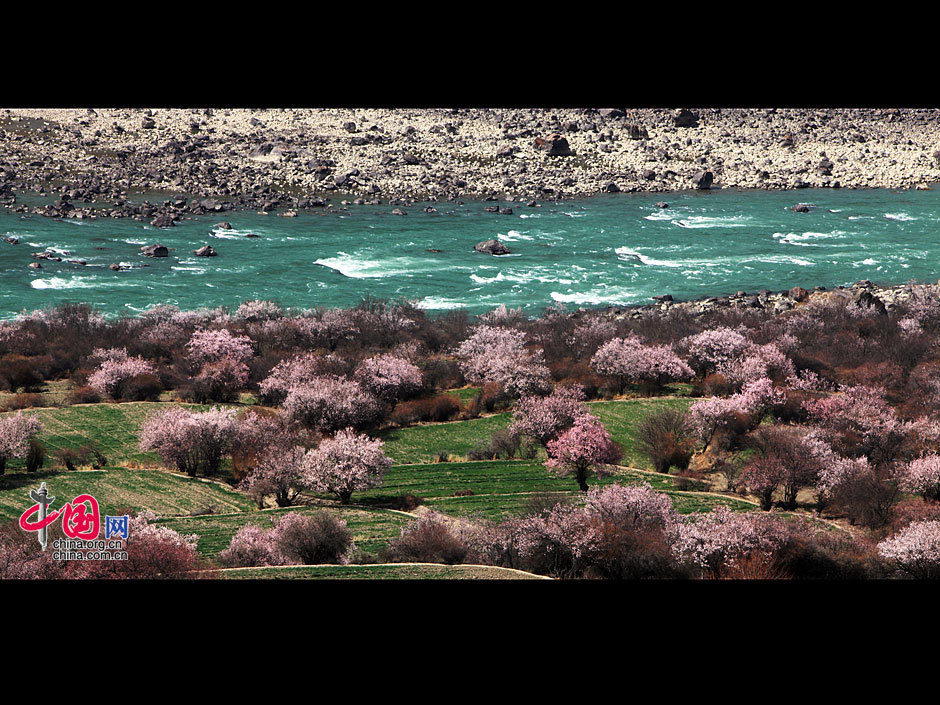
2,188,939,318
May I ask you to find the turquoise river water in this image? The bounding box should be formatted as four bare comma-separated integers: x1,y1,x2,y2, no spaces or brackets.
2,188,940,318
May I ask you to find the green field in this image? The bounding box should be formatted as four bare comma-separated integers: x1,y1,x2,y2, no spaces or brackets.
379,396,694,469
0,394,762,576
1,402,222,470
0,466,253,521
347,459,753,521
158,504,410,558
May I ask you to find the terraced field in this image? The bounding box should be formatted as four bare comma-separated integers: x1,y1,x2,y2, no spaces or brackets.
2,402,222,470
0,466,253,521
1,394,761,577
158,504,410,558
379,396,694,468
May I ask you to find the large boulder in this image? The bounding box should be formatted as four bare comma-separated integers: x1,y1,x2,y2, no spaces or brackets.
673,109,699,127
193,245,217,257
534,133,574,156
788,286,810,302
626,124,649,140
474,239,511,255
855,290,887,314
692,170,713,189
150,214,175,228
140,244,169,257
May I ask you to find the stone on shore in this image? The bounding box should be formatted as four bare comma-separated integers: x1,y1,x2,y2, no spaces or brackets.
692,170,713,189
534,133,574,156
673,109,699,127
788,286,810,301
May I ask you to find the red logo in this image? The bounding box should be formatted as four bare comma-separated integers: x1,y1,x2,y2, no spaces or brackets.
20,492,100,541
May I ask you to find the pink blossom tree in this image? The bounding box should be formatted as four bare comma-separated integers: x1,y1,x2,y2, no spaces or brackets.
185,328,254,368
241,445,309,508
191,357,250,403
591,335,693,392
717,343,796,386
0,411,43,475
584,482,678,531
139,406,240,477
282,377,382,432
87,348,157,399
296,309,357,351
218,523,286,567
545,413,621,491
301,428,392,504
506,503,603,578
233,299,283,322
803,384,903,462
354,353,423,403
687,377,784,451
669,506,791,578
878,520,940,579
258,353,324,406
682,327,751,375
509,384,587,447
455,325,552,398
897,454,940,501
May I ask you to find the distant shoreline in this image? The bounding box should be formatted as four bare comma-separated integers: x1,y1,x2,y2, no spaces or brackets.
2,278,929,324
4,107,940,225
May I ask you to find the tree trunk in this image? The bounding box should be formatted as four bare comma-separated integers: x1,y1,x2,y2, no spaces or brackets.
339,490,353,504
576,466,589,492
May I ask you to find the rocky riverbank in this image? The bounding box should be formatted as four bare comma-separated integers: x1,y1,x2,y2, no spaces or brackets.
610,278,931,321
2,108,940,224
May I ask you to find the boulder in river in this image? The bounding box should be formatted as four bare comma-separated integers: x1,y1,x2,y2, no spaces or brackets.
193,245,217,257
151,214,175,228
215,221,232,229
474,239,511,256
791,204,811,212
140,244,169,257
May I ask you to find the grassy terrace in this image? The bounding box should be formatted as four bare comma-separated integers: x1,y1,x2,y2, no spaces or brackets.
0,393,763,574
158,504,410,558
1,401,221,470
379,396,695,468
0,467,253,522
